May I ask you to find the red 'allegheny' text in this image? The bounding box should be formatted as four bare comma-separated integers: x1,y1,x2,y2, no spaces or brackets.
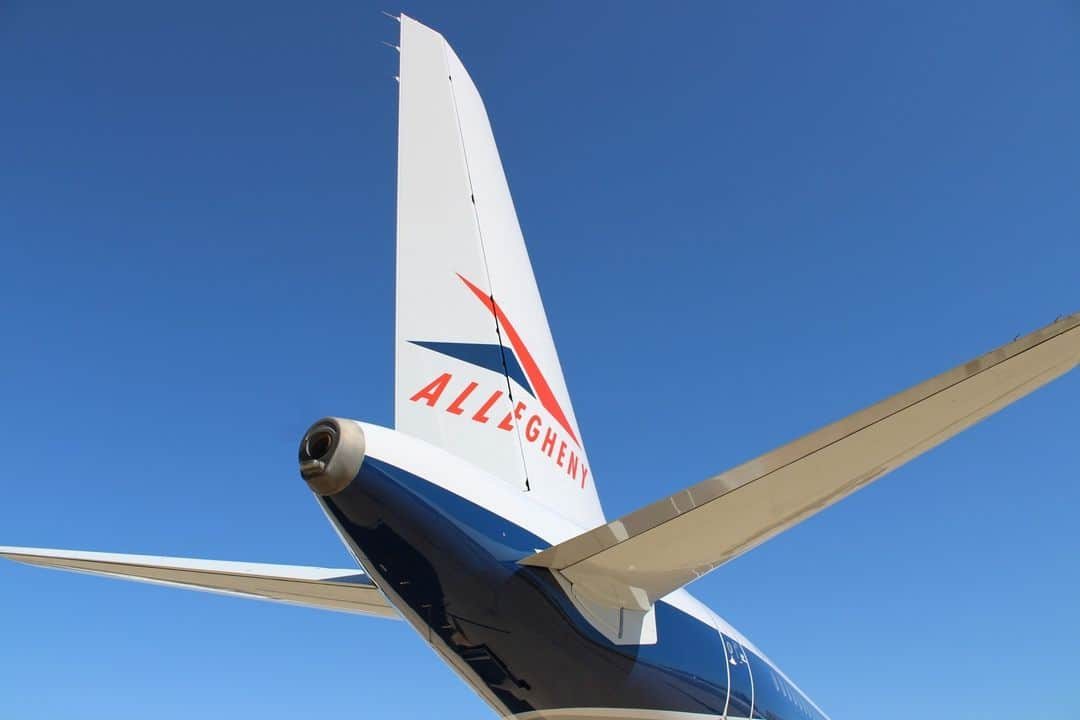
409,372,590,489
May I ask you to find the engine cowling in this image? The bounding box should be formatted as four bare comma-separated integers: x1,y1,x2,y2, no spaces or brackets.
298,417,366,496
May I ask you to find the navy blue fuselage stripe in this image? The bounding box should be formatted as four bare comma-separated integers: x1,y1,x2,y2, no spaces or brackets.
410,340,534,396
320,458,826,720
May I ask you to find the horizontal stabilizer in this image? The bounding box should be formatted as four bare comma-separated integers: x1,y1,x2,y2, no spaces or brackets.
522,312,1080,611
0,546,397,619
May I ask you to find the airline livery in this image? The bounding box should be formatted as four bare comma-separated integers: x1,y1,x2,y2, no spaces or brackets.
4,15,1078,720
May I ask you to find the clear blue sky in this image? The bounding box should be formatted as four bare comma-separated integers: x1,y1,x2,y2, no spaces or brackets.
2,2,1077,718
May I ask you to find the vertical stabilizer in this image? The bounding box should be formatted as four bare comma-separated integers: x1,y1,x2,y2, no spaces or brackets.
394,15,604,529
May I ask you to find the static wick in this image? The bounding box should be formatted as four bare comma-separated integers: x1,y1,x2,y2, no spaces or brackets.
381,10,400,22
380,40,400,52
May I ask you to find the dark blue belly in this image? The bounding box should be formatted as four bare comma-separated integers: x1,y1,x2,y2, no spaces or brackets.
321,457,814,720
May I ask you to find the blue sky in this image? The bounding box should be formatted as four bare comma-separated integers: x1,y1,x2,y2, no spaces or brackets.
2,1,1078,718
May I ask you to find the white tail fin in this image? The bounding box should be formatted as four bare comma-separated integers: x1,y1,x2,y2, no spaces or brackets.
393,15,604,529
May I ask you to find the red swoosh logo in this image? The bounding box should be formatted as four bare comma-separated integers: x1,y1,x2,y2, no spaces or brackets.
458,274,581,447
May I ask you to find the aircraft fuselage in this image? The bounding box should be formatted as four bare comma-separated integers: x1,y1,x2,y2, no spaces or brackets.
317,432,826,720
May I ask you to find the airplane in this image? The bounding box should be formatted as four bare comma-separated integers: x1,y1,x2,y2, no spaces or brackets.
3,14,1078,720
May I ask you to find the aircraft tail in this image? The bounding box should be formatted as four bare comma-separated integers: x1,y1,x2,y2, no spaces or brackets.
393,15,604,530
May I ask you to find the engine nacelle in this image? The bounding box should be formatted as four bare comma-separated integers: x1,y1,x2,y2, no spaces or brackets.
298,417,366,496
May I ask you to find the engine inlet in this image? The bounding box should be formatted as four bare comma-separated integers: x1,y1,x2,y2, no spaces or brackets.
298,417,366,496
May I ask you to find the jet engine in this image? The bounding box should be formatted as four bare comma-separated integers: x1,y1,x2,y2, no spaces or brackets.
298,417,366,496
